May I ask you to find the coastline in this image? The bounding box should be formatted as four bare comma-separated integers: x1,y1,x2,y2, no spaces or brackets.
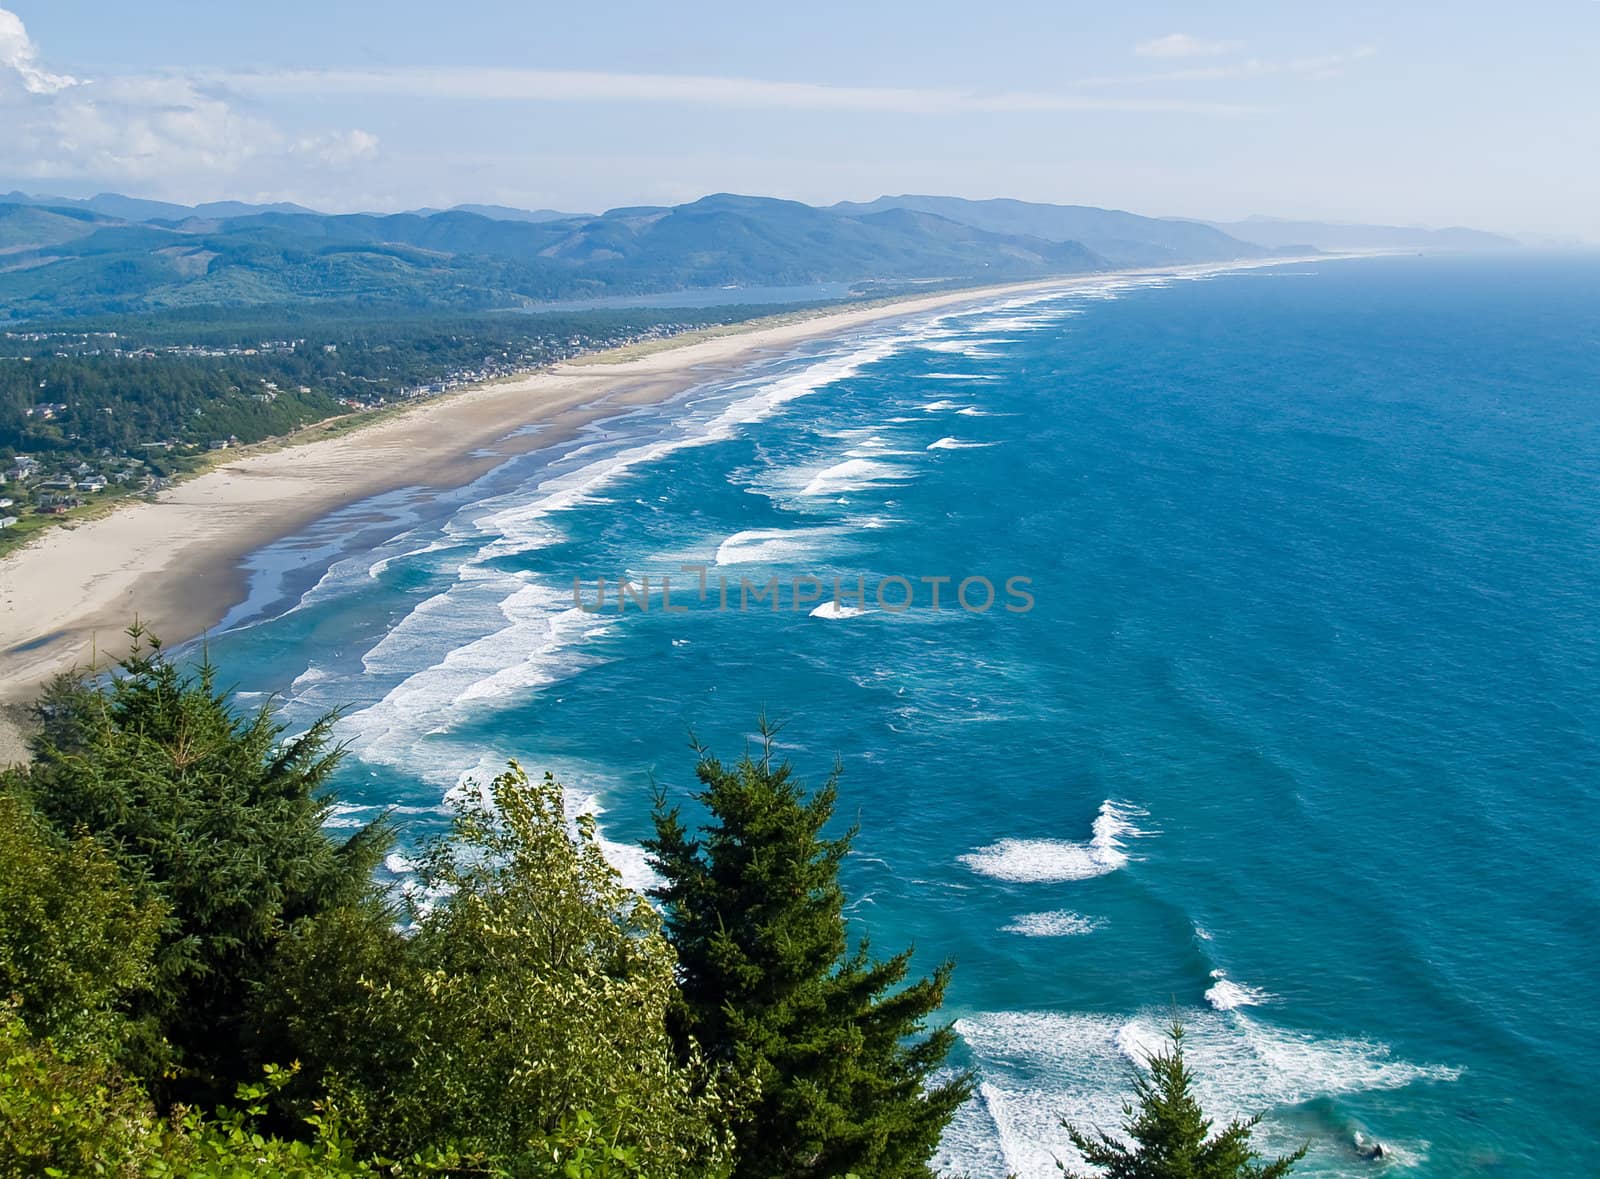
0,259,1323,762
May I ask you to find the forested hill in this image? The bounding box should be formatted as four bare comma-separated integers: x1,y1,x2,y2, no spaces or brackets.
0,191,1266,322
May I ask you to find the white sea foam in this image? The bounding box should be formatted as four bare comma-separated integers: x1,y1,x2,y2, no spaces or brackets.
921,337,1007,357
290,663,330,689
958,801,1150,882
799,457,909,497
927,436,999,451
341,330,919,767
714,526,843,566
938,1009,1461,1179
1206,969,1276,1011
1001,910,1105,937
810,601,868,620
917,399,964,411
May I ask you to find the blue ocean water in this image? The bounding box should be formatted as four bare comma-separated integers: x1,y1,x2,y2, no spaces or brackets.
200,254,1600,1177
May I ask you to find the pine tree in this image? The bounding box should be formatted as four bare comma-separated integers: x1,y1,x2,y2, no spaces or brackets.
645,725,972,1179
1060,1023,1306,1179
2,625,391,1109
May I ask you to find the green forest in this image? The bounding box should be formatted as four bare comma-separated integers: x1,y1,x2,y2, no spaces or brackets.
1,303,802,463
0,631,1300,1178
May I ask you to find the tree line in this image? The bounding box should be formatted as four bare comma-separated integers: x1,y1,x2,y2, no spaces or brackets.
0,627,1301,1178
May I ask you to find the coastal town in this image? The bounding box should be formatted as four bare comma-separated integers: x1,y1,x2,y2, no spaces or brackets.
0,314,736,550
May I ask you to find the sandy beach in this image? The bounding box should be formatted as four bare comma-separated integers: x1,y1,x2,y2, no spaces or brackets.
0,275,1111,760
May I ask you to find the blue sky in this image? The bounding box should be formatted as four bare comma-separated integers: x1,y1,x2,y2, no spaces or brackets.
1,1,1595,237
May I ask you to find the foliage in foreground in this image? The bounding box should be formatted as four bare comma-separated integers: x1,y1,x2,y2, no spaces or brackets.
0,792,164,1053
647,727,972,1179
276,763,739,1176
0,637,983,1176
5,627,392,1108
1059,1023,1305,1179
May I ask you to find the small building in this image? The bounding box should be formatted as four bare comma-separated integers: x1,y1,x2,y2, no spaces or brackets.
0,516,18,529
79,476,108,492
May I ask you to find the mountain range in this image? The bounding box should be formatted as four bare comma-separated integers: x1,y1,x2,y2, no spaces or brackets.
0,190,1517,323
1201,215,1518,252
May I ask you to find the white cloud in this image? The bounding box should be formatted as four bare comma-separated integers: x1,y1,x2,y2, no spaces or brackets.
204,66,1257,116
1134,33,1241,59
0,6,377,195
296,128,381,167
0,6,76,93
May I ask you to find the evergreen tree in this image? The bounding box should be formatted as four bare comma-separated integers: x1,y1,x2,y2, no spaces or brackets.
1060,1023,1306,1179
1,626,391,1108
645,726,972,1179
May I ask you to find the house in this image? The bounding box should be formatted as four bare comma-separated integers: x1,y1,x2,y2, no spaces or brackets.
0,498,12,509
79,476,108,492
0,517,18,529
39,477,76,491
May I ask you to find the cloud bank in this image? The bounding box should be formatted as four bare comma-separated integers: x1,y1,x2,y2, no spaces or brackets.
0,6,377,195
204,66,1257,117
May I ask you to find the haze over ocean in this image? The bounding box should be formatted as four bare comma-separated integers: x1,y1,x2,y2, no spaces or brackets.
199,254,1600,1177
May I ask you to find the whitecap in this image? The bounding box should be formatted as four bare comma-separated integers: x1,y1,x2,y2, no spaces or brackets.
1206,970,1276,1011
810,601,868,620
1001,910,1105,937
959,801,1150,882
939,1008,1461,1179
799,457,910,497
927,436,999,451
714,526,844,566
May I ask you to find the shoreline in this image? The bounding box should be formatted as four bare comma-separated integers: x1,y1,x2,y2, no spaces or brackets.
0,258,1330,761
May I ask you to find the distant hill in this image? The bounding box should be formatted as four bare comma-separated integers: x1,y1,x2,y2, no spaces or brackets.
1203,216,1519,252
0,204,115,252
830,195,1274,267
14,189,1520,324
0,191,323,223
0,192,1119,320
406,203,591,223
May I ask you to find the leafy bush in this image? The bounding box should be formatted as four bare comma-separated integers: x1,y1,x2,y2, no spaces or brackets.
0,794,163,1052
278,763,740,1178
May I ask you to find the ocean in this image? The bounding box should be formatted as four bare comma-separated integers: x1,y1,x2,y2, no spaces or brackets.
197,253,1600,1177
